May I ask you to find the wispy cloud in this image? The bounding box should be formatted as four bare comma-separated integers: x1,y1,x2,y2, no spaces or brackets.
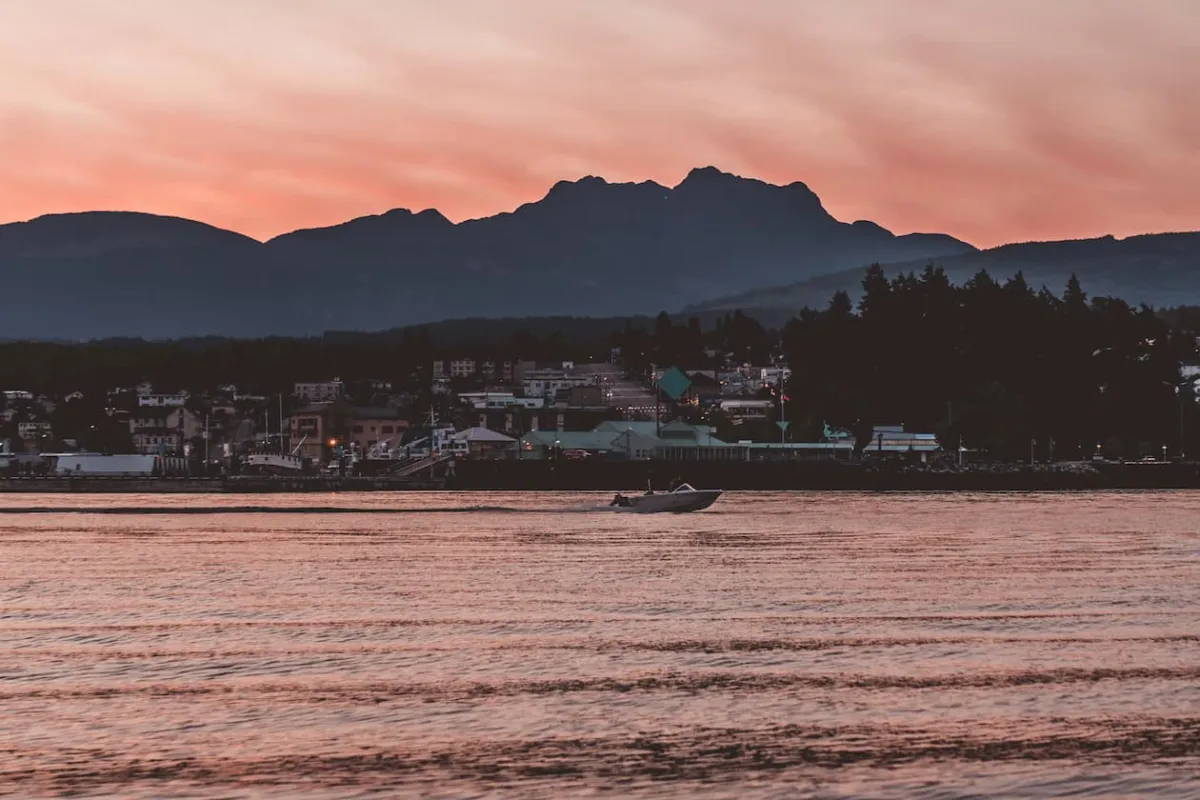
0,0,1195,245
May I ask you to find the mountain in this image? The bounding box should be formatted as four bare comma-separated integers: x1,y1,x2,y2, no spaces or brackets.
687,232,1200,314
0,168,974,339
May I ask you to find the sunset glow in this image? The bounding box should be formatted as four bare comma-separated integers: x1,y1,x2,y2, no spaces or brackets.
0,0,1196,246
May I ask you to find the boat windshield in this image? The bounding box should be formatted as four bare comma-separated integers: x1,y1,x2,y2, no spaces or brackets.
671,483,695,492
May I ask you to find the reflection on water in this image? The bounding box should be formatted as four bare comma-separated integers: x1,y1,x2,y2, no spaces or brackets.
0,491,1197,798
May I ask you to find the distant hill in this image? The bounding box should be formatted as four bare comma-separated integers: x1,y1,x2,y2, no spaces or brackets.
0,168,973,340
687,232,1200,313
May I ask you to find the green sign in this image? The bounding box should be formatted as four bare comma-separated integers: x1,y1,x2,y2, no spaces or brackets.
657,366,692,401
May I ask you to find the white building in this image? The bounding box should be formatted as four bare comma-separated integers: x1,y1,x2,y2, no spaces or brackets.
522,369,594,399
760,366,792,386
137,392,189,408
127,408,204,454
2,390,33,402
458,392,545,410
866,425,940,454
294,381,344,403
719,399,774,423
450,359,477,378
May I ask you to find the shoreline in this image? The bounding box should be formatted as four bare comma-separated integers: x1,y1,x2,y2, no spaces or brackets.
3,460,1200,492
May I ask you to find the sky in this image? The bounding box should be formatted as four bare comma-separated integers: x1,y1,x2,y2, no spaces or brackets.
0,0,1196,247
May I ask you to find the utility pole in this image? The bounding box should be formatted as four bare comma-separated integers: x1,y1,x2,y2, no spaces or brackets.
1180,387,1186,460
778,379,786,444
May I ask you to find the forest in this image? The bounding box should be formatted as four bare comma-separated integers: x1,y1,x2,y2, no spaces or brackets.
779,265,1194,460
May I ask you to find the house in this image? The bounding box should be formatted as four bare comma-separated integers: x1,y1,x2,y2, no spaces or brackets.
760,366,792,387
687,372,723,405
345,408,409,452
127,407,204,455
450,359,477,378
131,430,182,455
289,404,334,460
289,403,409,459
431,359,477,379
2,390,33,402
17,421,52,441
137,391,189,408
450,427,517,459
293,381,344,403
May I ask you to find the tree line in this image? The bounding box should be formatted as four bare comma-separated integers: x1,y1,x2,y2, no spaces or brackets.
781,265,1194,460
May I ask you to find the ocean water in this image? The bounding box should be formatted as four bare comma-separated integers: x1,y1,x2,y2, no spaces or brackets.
0,491,1197,798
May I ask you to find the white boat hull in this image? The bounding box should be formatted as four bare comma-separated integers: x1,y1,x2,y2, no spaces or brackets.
610,484,722,513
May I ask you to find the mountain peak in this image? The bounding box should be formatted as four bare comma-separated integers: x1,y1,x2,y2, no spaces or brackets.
676,165,746,189
542,175,610,199
0,210,259,257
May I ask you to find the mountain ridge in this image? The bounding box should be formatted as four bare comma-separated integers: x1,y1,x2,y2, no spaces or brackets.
3,166,1194,340
0,166,978,339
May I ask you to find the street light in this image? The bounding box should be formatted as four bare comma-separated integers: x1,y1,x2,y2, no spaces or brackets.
1162,380,1189,459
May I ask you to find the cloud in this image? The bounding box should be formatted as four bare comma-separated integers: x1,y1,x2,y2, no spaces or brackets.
0,0,1196,246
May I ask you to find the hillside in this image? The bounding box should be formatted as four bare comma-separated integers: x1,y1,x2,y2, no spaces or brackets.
687,232,1200,313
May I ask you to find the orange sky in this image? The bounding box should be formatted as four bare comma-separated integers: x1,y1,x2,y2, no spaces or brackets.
0,0,1196,247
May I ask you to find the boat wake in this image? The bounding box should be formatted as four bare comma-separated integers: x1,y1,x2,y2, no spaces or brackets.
0,505,586,515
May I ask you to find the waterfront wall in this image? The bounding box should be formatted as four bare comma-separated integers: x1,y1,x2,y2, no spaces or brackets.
0,476,443,493
3,461,1200,492
449,459,1200,491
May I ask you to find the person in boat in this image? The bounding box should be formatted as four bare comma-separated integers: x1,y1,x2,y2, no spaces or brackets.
611,493,632,507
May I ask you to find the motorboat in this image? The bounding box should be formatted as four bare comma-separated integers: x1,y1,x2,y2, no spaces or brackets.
609,482,722,513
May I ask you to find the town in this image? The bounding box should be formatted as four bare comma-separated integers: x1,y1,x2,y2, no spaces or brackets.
3,270,1198,485
1,349,941,479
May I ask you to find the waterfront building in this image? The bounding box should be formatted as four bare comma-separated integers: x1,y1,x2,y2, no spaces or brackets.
719,399,774,423
449,427,518,459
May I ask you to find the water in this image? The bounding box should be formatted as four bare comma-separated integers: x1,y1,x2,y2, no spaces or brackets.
0,491,1197,798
